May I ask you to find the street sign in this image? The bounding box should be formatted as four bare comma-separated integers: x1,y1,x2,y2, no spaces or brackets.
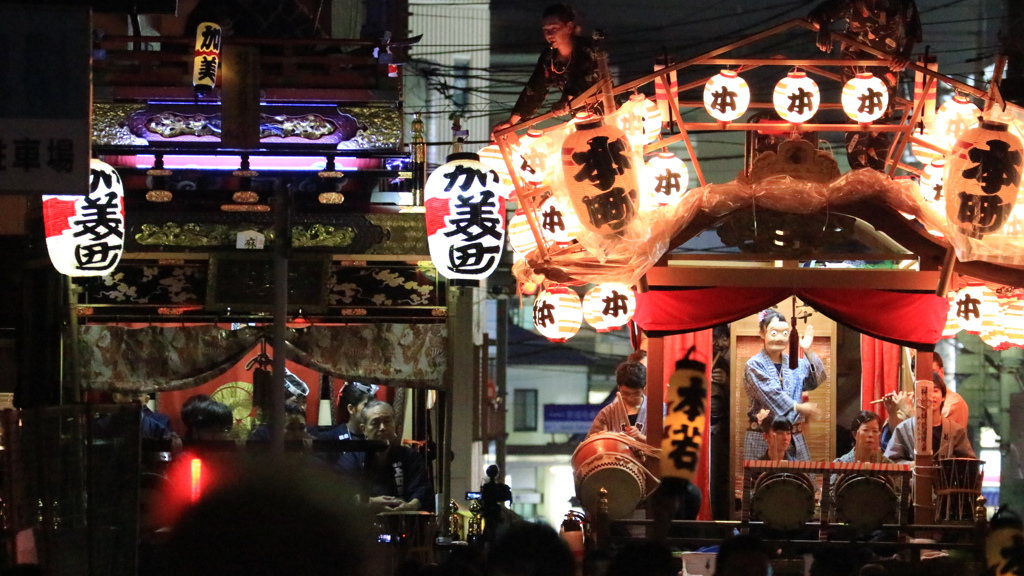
543,404,603,434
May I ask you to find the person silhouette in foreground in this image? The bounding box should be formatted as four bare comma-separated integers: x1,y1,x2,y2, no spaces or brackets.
480,464,513,544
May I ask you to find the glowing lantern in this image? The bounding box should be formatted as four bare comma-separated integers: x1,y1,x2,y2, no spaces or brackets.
703,70,750,123
912,131,945,165
935,94,981,149
841,73,889,124
944,118,1023,238
560,115,639,235
192,22,222,95
643,152,689,207
516,129,557,186
507,209,538,256
614,95,648,151
913,56,939,133
1003,292,1024,348
43,159,125,277
533,285,582,342
537,195,582,245
952,284,998,334
773,71,820,124
654,56,678,125
477,144,514,188
640,96,662,144
980,290,1008,349
921,158,946,206
941,293,962,338
582,283,636,332
424,152,510,279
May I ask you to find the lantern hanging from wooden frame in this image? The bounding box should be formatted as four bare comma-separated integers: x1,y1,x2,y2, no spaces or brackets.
560,115,639,235
516,129,557,186
841,72,889,125
507,209,538,257
773,70,820,124
192,22,222,95
952,283,998,335
640,95,662,144
1003,291,1024,348
703,70,750,123
615,94,648,151
582,283,636,332
424,152,510,279
943,118,1023,238
935,93,981,149
537,195,582,245
941,292,962,339
533,285,582,342
921,158,946,206
478,144,514,188
43,159,125,277
642,151,689,207
654,56,678,126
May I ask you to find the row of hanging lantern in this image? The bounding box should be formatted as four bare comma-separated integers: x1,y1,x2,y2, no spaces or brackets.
943,283,1024,350
533,283,637,342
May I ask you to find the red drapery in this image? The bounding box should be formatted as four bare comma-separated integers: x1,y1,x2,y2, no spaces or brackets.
662,330,713,521
860,335,902,421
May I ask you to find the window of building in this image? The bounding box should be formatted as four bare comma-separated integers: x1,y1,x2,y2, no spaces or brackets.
513,389,538,431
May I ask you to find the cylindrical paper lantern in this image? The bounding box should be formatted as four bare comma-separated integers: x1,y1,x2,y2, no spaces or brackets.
516,129,557,186
941,292,962,339
641,96,662,144
913,56,939,133
643,151,689,207
537,195,582,245
561,115,639,235
614,95,648,151
944,118,1023,238
953,283,998,335
507,209,538,256
582,283,636,332
935,94,981,149
533,285,582,342
478,144,514,188
654,57,678,126
192,22,222,94
921,158,946,205
425,152,510,279
841,73,889,124
912,131,945,165
773,71,820,124
703,70,750,123
43,159,126,276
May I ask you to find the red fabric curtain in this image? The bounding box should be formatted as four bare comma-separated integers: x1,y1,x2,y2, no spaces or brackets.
860,335,901,421
662,330,714,521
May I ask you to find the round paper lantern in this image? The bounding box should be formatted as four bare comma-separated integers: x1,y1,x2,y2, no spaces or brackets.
533,285,582,342
912,130,945,164
537,195,582,245
640,96,662,144
582,283,636,332
516,129,557,186
613,95,647,151
1003,291,1024,348
953,283,998,335
935,94,981,149
477,144,514,188
841,73,889,124
944,118,1023,238
703,70,750,123
43,159,126,277
773,71,820,124
561,115,639,235
643,151,689,207
920,158,946,205
941,292,962,338
424,152,510,279
192,22,222,95
507,209,538,256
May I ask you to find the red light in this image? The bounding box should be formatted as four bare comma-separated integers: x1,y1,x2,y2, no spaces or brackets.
190,458,202,503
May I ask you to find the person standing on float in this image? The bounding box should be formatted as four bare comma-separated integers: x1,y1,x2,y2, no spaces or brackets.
743,309,826,461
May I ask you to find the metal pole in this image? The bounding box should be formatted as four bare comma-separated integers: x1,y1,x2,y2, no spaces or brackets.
495,298,508,479
271,183,290,453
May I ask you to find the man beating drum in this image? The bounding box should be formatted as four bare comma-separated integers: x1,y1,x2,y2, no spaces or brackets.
587,350,651,441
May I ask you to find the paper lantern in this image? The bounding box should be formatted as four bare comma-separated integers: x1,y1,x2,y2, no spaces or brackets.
424,152,510,279
912,131,945,165
1003,291,1024,348
935,94,981,149
642,151,689,207
921,158,946,205
192,22,222,95
913,56,939,133
773,71,820,124
477,144,514,188
582,283,636,332
654,57,678,125
533,285,582,342
614,95,648,151
560,115,639,235
640,96,662,144
980,290,1009,349
841,73,889,124
944,118,1023,238
537,195,582,245
43,159,125,277
953,284,998,335
703,70,750,123
516,129,557,186
941,292,962,338
507,209,538,256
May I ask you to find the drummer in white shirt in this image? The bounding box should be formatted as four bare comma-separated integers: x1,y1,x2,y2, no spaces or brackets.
587,350,651,442
883,374,975,464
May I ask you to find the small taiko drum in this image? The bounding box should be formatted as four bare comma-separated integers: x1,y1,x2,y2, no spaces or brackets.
571,432,648,520
935,458,983,521
834,474,898,532
751,472,815,531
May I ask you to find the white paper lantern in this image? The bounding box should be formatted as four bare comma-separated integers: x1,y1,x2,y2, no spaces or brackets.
515,129,557,186
507,209,538,256
941,292,962,339
953,284,998,335
912,130,946,164
561,115,639,235
43,159,126,277
537,195,582,245
773,71,820,124
640,96,662,144
425,152,510,279
841,73,889,124
703,70,750,123
533,285,582,342
1003,291,1024,348
643,151,689,207
921,158,946,205
944,118,1023,238
654,58,678,125
192,22,222,94
612,95,646,151
477,144,514,188
583,283,636,332
935,94,981,149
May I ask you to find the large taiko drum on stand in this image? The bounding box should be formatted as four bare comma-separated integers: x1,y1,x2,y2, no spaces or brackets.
834,474,898,532
571,432,650,520
750,471,816,531
934,458,983,521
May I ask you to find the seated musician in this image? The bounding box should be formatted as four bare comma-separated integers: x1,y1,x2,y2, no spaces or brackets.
339,400,433,512
587,350,650,442
835,411,893,465
760,414,798,461
883,374,975,464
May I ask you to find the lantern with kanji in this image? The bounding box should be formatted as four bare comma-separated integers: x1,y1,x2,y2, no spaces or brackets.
943,118,1023,238
952,283,998,334
703,70,750,123
613,95,647,151
192,22,222,95
516,129,557,186
921,158,946,206
478,144,514,188
773,71,820,124
841,73,889,125
582,283,636,332
533,285,582,342
43,159,125,277
561,114,639,235
537,195,582,245
642,152,689,207
425,152,511,279
935,94,981,149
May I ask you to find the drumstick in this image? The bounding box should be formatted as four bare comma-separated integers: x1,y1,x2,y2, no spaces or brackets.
616,391,630,431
